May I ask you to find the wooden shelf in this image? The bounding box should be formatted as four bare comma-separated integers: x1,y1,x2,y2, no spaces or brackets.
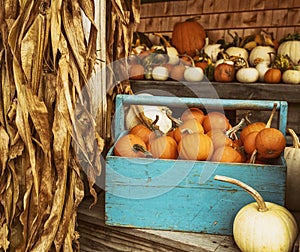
130,80,300,136
130,80,300,103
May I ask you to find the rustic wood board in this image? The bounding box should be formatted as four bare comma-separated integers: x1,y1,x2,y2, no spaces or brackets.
138,0,300,42
78,193,240,252
78,193,300,252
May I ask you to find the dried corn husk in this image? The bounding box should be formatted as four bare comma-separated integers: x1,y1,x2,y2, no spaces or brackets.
0,0,102,251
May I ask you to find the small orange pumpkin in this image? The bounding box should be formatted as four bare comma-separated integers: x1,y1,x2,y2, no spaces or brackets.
180,107,205,124
202,111,230,133
148,135,178,159
173,118,204,143
130,124,155,144
255,128,286,159
114,134,148,158
178,132,213,161
169,64,186,81
206,129,234,150
129,64,145,80
211,146,243,163
264,68,282,83
240,122,266,144
214,63,236,82
172,18,206,57
243,131,259,155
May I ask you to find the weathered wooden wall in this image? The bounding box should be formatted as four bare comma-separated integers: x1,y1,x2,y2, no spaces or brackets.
137,0,300,42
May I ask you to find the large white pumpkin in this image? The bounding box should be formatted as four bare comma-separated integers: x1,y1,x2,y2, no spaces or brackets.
214,175,299,252
278,41,300,65
249,46,276,66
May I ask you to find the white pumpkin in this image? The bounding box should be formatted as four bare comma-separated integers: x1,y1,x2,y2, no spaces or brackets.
214,175,299,252
249,46,276,66
236,67,259,83
125,94,173,134
278,41,300,65
255,61,270,82
226,47,249,61
284,128,300,211
183,66,204,82
152,66,169,81
282,69,300,84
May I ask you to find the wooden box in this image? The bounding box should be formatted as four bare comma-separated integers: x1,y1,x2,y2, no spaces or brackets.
105,94,288,235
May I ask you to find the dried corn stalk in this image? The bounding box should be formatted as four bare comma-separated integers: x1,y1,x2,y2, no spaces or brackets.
0,0,102,251
105,0,140,149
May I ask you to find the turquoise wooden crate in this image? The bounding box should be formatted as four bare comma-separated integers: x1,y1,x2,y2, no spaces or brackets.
105,94,288,235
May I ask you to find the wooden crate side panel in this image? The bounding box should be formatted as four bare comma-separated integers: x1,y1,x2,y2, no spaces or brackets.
105,157,286,235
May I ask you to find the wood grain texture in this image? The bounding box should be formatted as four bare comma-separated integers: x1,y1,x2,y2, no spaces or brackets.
137,0,300,41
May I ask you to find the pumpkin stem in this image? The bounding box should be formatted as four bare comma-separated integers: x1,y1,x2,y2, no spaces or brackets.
153,32,172,48
249,103,277,163
214,175,268,212
266,103,277,128
287,128,300,149
178,54,195,67
166,109,183,128
226,118,245,139
132,144,153,158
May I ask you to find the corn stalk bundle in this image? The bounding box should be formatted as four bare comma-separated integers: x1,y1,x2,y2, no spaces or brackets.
105,0,140,149
0,0,103,251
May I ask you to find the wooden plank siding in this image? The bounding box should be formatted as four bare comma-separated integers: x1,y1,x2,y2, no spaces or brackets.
137,0,300,43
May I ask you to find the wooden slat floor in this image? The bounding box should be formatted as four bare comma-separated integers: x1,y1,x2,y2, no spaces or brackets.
77,191,300,252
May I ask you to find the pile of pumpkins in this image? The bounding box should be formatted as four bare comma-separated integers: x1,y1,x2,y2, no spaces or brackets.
114,103,286,165
128,18,300,84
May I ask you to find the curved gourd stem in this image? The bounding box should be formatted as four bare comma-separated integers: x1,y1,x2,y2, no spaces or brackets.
287,128,300,149
133,144,153,158
153,32,172,47
249,103,277,163
226,118,245,139
214,175,268,212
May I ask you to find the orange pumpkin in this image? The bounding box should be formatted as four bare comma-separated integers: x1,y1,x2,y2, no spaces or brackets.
169,64,186,81
129,64,145,80
255,128,286,159
173,118,204,143
206,129,234,150
172,19,206,57
178,132,213,160
202,111,230,133
211,146,243,163
240,122,266,144
130,124,155,144
148,135,178,159
214,63,236,82
114,134,148,158
264,68,282,83
243,131,259,155
180,107,205,124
